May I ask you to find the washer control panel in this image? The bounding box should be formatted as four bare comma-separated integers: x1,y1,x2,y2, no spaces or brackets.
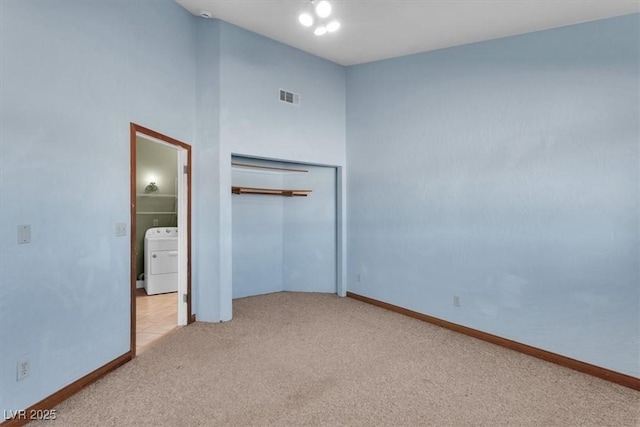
145,227,178,238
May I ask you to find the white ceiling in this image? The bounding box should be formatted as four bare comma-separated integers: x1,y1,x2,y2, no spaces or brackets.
175,1,640,66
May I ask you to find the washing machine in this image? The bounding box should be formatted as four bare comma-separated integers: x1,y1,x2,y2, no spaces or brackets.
144,227,179,295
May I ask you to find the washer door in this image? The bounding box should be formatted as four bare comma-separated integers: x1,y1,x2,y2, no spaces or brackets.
150,250,179,275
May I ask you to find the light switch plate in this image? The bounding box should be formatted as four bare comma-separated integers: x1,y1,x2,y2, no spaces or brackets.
115,222,127,237
18,225,31,244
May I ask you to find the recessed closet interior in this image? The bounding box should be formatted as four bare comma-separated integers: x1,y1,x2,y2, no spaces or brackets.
232,156,337,299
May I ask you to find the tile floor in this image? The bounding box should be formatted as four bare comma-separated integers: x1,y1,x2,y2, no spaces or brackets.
136,288,179,354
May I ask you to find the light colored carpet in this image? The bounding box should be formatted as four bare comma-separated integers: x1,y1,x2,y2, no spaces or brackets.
31,292,639,426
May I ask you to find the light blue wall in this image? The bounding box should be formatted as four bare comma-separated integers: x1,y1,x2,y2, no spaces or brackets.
0,0,197,412
346,14,640,376
232,193,284,298
232,159,285,299
218,22,347,309
283,166,337,293
219,22,346,165
194,19,222,322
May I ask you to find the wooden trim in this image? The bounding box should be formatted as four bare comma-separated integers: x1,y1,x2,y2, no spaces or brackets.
186,148,193,324
129,123,137,356
346,292,640,391
231,162,308,173
132,123,192,151
1,353,131,426
130,123,194,350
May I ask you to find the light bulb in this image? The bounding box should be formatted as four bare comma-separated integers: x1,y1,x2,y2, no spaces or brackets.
315,0,331,18
298,13,313,27
326,21,340,32
314,26,327,36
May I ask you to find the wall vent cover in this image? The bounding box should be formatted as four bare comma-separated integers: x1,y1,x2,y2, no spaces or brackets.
279,89,300,106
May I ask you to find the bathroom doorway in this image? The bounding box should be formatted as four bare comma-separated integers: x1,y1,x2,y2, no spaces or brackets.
130,123,192,357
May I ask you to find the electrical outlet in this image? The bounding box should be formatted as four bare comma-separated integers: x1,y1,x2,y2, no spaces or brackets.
356,274,362,283
153,219,159,226
17,358,30,381
453,295,461,307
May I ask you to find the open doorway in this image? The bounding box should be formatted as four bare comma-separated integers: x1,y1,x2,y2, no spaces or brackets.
130,123,193,357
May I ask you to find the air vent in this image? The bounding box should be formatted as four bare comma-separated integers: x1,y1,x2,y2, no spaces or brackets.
279,89,300,106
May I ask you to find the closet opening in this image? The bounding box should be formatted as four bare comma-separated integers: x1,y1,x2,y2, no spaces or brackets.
231,156,338,299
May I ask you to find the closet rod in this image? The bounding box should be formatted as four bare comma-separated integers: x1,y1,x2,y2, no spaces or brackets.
231,162,308,173
231,186,311,197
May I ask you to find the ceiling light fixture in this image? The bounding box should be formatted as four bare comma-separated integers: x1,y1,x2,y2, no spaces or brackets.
326,21,340,33
298,13,313,27
315,1,332,18
298,0,340,37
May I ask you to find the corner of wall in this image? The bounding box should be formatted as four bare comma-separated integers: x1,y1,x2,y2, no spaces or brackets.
194,17,225,322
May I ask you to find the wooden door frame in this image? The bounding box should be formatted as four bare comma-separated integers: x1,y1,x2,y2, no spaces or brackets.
130,123,194,357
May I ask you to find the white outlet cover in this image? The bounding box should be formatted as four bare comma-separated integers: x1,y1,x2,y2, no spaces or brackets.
18,225,31,244
115,222,127,237
17,358,30,381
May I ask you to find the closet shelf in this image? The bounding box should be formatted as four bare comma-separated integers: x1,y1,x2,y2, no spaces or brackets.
136,193,176,198
137,212,177,215
231,162,308,174
231,186,311,197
